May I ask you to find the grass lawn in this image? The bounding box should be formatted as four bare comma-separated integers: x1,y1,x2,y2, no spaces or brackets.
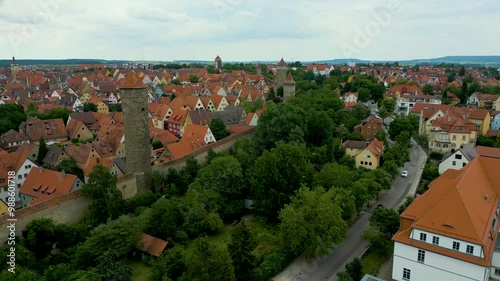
362,244,393,276
184,216,282,257
130,261,152,281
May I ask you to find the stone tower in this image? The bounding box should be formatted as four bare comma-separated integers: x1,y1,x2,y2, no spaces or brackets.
275,58,287,87
214,55,222,71
120,72,152,194
11,57,20,78
256,63,262,75
283,73,296,101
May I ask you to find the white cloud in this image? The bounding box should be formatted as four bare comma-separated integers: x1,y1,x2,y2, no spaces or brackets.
0,0,498,61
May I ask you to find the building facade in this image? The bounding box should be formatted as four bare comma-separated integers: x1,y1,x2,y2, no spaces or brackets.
392,156,500,281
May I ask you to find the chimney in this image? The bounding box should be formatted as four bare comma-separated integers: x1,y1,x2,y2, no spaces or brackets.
61,170,65,179
39,167,43,174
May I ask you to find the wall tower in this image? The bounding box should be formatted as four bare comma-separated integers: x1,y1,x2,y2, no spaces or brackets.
11,57,20,78
214,55,222,71
283,73,296,101
120,72,151,194
275,57,287,87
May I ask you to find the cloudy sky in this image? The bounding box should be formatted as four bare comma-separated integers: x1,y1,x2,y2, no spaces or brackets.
0,0,499,62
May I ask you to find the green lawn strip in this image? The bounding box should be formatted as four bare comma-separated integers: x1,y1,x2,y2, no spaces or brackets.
130,261,152,281
362,244,393,276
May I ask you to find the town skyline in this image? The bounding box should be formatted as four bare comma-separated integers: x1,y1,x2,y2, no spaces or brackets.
1,0,499,61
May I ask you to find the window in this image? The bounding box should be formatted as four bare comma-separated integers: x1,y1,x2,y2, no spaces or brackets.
419,233,427,242
432,236,439,245
453,241,460,251
455,154,462,160
453,135,456,140
403,268,411,280
452,161,456,166
417,249,425,263
466,245,474,254
495,268,500,276
17,175,21,179
462,136,466,141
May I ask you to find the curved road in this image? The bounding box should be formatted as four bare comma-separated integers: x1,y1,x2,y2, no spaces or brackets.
273,138,427,281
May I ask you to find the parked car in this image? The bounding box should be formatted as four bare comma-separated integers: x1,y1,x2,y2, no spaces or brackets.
401,170,408,177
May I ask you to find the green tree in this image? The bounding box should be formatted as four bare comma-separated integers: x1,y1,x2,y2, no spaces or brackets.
209,118,229,140
398,196,414,214
229,221,254,281
181,156,200,184
194,155,245,221
151,139,164,149
351,180,369,214
44,264,76,281
189,74,199,83
337,271,354,281
331,188,357,222
74,215,145,268
369,207,400,236
81,165,125,226
345,257,363,281
305,110,333,146
36,136,49,165
150,246,187,281
380,98,396,116
147,197,185,242
251,143,314,220
183,237,236,281
179,188,223,237
458,65,466,76
55,158,84,180
95,250,131,281
357,87,371,102
315,163,356,189
0,267,41,281
279,186,347,257
0,241,36,272
0,104,27,135
422,84,434,95
22,218,57,259
47,108,72,123
254,103,308,151
83,103,97,112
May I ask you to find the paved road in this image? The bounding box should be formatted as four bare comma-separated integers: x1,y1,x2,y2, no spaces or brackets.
273,139,427,281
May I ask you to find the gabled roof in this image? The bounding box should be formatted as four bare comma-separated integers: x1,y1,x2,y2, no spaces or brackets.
42,145,66,167
442,144,478,162
394,157,500,266
22,117,68,142
341,140,367,150
188,109,211,126
19,167,79,205
475,146,500,159
136,233,168,257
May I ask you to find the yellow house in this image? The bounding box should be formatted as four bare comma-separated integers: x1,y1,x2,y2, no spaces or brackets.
428,115,478,154
495,96,500,111
89,97,109,115
342,139,385,170
80,92,91,103
0,200,8,216
342,140,367,157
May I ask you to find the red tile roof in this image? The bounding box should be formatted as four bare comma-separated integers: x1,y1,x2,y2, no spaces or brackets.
136,233,168,257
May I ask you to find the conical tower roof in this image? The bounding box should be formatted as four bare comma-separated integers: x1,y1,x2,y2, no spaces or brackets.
121,72,147,89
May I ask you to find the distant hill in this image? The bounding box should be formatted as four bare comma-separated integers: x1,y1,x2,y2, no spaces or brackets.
1,56,500,67
315,56,500,66
0,59,130,67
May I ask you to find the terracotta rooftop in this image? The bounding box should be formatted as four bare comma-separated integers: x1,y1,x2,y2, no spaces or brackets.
19,167,81,206
475,146,500,159
394,156,500,266
120,72,147,89
136,233,168,257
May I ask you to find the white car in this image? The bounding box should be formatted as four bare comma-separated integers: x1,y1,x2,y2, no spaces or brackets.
401,170,408,178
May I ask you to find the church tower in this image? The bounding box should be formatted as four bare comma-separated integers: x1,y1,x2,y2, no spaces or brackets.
275,58,287,87
214,55,222,71
10,57,20,78
120,72,151,194
283,73,296,101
